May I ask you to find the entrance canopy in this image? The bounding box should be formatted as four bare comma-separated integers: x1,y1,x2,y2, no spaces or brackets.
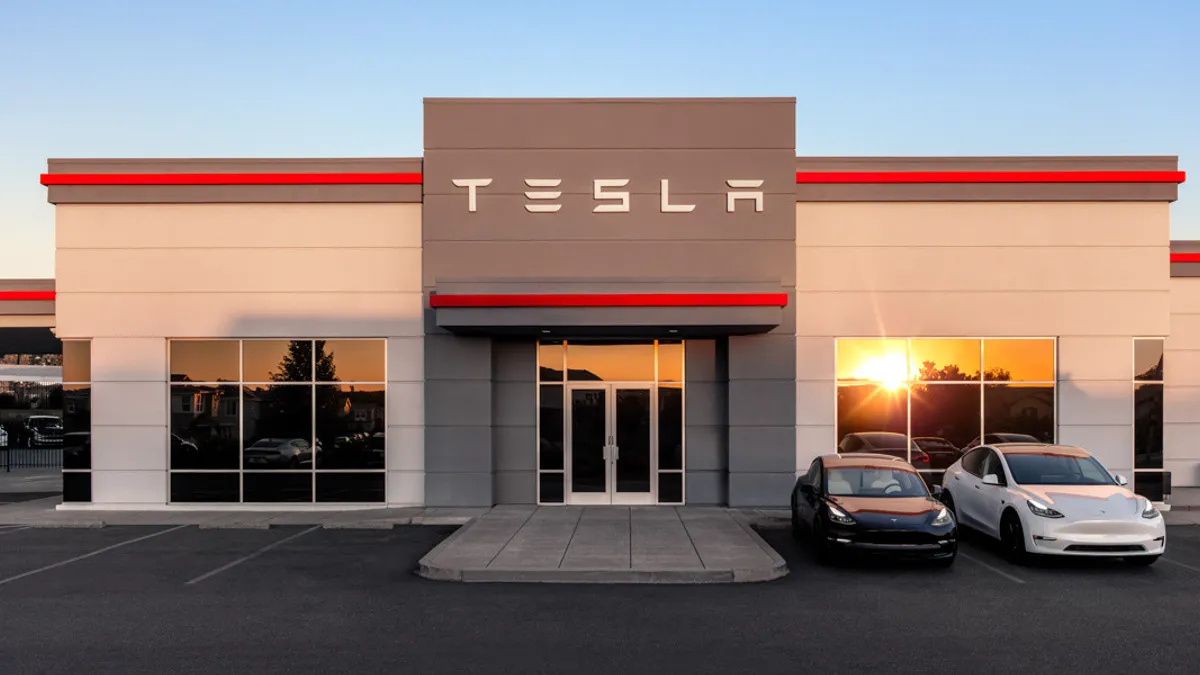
429,292,788,338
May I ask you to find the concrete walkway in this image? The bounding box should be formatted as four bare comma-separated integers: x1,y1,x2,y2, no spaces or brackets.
419,506,788,583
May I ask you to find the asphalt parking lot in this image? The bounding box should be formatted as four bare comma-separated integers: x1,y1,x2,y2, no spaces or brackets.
2,523,1200,674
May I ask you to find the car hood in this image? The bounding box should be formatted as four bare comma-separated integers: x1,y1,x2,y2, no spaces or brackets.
1017,484,1142,519
828,496,943,517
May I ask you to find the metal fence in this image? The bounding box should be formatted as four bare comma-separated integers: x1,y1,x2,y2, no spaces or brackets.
1,446,64,471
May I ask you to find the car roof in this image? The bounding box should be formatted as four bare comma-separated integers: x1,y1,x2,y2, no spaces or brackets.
990,443,1091,458
820,453,917,470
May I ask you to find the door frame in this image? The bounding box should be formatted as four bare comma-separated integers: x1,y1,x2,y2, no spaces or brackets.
565,382,658,506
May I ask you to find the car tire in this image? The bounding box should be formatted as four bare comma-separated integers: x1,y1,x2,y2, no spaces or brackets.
941,491,957,518
1124,555,1161,567
1000,511,1029,565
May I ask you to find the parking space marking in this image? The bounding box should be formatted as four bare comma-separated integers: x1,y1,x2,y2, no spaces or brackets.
0,526,31,536
0,525,189,588
1163,558,1200,574
958,552,1026,584
185,525,321,586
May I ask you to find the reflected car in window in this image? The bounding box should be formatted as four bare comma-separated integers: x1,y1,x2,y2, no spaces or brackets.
244,438,313,469
0,425,8,448
912,436,962,470
962,433,1040,450
940,443,1166,566
791,453,956,567
24,415,63,447
838,431,930,469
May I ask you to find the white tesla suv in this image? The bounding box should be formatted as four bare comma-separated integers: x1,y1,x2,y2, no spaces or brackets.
940,443,1165,566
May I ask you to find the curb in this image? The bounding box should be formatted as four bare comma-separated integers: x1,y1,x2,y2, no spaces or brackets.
29,521,106,529
416,517,483,582
198,523,273,530
322,522,399,530
727,511,790,583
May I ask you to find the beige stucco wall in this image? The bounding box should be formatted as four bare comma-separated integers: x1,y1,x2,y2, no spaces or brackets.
55,203,425,506
795,201,1171,479
1167,278,1200,487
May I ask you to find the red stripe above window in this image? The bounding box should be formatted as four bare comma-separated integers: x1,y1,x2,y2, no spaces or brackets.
0,291,55,301
1170,253,1200,263
429,293,789,308
40,173,423,186
795,170,1186,184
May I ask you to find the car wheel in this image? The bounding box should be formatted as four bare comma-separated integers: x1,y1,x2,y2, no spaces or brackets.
941,491,957,518
1124,555,1161,567
1000,511,1028,565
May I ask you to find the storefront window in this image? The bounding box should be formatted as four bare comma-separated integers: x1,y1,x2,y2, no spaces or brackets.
1133,338,1165,500
168,339,386,503
836,338,1056,484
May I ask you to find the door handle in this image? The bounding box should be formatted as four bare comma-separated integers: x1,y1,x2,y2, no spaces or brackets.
974,484,980,490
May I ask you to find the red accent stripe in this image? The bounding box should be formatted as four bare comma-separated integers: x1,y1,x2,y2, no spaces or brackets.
795,170,1186,184
0,291,55,301
40,172,423,186
429,293,789,308
1171,253,1200,263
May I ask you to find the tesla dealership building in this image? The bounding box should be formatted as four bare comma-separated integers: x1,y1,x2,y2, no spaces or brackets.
0,97,1194,510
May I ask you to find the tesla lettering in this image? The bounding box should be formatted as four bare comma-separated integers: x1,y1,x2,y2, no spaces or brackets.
450,178,765,214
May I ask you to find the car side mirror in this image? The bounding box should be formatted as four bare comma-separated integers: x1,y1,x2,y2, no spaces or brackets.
1114,474,1129,486
931,485,945,499
981,474,1001,486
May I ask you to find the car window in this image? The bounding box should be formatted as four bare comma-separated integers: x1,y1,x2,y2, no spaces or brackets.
1005,453,1117,486
980,450,1008,485
961,448,985,476
840,436,862,452
825,468,929,498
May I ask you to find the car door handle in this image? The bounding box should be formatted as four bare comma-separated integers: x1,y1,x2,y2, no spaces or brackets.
974,484,981,489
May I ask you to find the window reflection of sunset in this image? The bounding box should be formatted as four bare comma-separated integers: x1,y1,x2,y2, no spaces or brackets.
852,354,908,390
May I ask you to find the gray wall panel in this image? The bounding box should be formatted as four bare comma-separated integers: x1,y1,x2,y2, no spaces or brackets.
728,472,795,508
424,426,494,473
426,472,494,508
494,382,536,427
425,334,492,380
685,382,725,425
728,334,797,379
684,339,720,382
424,98,796,150
493,340,536,382
686,471,727,506
728,379,796,427
684,426,727,472
494,471,537,504
493,426,537,472
425,380,491,427
728,427,798,473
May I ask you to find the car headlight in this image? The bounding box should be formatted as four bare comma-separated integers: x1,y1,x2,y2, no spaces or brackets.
827,504,855,526
932,508,953,527
1027,499,1065,519
1141,499,1161,520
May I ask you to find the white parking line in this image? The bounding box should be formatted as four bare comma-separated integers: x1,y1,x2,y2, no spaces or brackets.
958,552,1026,584
185,526,321,586
1162,558,1200,574
0,525,189,588
0,526,31,536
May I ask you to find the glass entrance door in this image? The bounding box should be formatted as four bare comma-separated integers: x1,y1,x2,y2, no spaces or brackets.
567,384,654,505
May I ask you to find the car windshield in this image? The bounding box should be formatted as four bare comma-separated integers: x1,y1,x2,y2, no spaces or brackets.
1004,453,1116,486
993,434,1038,443
825,468,930,498
915,438,955,450
30,418,61,429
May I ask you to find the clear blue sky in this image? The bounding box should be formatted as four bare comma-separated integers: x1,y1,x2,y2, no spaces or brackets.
1,0,1195,277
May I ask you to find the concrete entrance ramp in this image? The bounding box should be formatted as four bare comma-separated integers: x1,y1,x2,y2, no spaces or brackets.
418,505,788,583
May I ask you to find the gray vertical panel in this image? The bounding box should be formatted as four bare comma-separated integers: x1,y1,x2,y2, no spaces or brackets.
727,327,796,508
492,340,536,504
424,333,494,507
685,339,727,504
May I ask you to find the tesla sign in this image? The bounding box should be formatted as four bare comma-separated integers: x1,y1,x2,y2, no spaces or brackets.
451,178,765,214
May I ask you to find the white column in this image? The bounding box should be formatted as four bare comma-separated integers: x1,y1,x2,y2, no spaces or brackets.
386,336,425,506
